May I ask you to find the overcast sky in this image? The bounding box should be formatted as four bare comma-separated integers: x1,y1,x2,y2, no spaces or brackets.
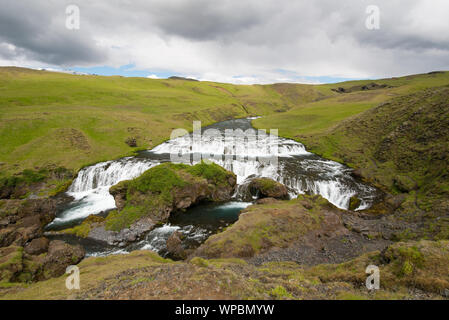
0,0,448,84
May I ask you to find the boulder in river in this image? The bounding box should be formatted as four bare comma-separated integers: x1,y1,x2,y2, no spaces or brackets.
248,178,289,200
166,231,187,260
348,196,362,211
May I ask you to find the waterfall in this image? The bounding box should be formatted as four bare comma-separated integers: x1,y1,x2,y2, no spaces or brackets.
151,131,310,159
51,118,379,227
48,158,158,226
69,158,157,192
151,143,378,211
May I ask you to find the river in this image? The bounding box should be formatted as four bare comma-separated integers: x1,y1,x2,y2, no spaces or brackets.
46,117,381,257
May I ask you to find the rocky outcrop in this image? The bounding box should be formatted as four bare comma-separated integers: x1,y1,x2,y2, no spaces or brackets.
103,162,237,233
40,240,84,279
331,82,392,94
194,195,391,265
0,176,85,285
248,178,289,200
0,194,72,247
348,196,361,211
0,240,84,283
87,216,155,247
56,162,237,248
166,231,188,260
109,181,128,211
24,237,49,255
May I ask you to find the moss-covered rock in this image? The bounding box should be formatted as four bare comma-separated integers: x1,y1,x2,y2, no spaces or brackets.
104,162,236,232
0,240,84,285
348,196,362,211
0,167,73,200
0,246,24,283
59,214,105,238
248,178,289,200
393,175,417,193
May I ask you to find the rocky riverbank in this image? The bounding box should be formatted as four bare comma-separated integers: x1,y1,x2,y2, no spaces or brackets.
0,169,85,284
56,162,237,247
193,195,392,263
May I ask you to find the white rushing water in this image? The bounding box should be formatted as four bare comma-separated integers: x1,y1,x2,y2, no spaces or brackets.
50,118,379,228
48,158,159,226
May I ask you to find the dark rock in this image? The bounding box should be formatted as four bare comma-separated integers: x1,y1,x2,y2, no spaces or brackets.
125,137,137,147
443,288,449,298
349,196,362,211
331,83,391,94
41,240,85,279
351,169,364,180
166,231,186,259
25,237,49,255
87,216,155,247
0,195,71,248
385,194,406,210
0,227,18,247
109,180,129,211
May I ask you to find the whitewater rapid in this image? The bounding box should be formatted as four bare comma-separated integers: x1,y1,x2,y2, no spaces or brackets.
49,118,379,229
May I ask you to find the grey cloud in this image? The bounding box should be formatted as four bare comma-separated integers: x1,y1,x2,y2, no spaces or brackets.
148,0,270,41
0,0,448,79
0,1,106,65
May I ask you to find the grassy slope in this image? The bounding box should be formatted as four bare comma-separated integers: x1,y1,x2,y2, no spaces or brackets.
2,67,448,177
254,72,449,240
0,67,287,174
1,68,449,299
254,72,449,142
2,240,447,300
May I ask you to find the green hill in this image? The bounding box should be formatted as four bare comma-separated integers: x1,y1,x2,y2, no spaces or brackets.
0,67,289,173
1,67,449,300
1,67,448,177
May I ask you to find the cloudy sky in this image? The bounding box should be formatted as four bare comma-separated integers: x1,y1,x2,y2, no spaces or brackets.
0,0,448,84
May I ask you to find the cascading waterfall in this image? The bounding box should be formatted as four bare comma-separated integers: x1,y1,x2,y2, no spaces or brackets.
68,158,157,192
48,117,380,256
147,119,378,210
47,158,158,227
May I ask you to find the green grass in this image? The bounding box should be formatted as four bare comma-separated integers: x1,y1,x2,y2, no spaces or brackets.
254,71,449,142
196,195,331,258
0,67,291,174
185,161,231,185
2,67,448,179
2,240,446,300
